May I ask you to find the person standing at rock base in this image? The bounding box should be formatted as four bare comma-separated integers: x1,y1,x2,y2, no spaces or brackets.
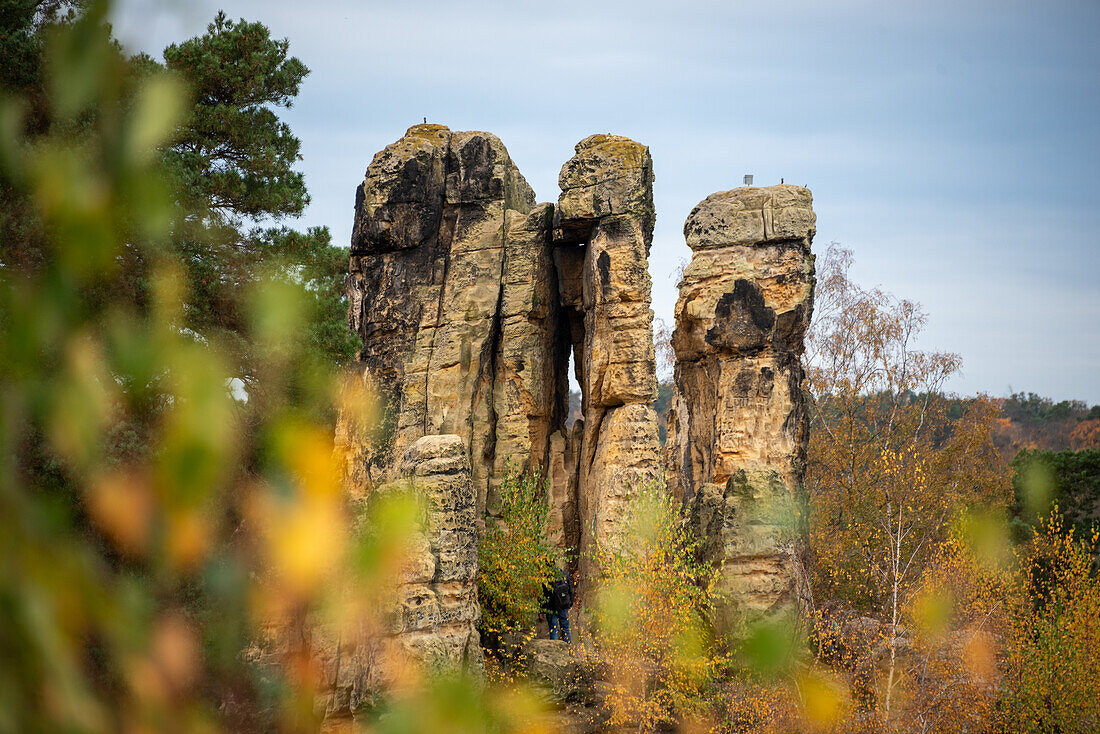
540,567,575,642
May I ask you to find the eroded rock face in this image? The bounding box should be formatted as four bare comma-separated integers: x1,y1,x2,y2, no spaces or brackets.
493,203,561,508
345,128,663,589
553,135,663,601
384,435,482,673
667,185,816,624
346,124,557,512
524,639,592,703
318,435,483,724
339,127,818,697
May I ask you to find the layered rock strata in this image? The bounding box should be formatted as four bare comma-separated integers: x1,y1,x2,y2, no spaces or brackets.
666,185,816,623
319,435,482,723
383,434,482,675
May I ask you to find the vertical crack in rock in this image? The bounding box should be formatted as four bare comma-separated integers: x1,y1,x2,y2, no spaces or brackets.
666,184,816,631
476,219,506,511
422,183,451,437
492,203,558,516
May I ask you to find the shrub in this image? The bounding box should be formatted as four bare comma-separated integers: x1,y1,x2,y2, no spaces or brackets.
585,482,718,731
997,512,1100,733
477,468,559,653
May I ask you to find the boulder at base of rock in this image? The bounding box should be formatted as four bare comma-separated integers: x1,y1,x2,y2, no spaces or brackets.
524,639,591,704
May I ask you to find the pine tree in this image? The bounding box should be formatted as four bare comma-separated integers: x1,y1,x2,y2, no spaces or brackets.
0,1,91,272
2,9,357,380
154,12,357,386
162,11,309,222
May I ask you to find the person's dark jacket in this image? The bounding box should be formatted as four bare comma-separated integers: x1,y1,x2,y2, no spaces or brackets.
541,568,574,613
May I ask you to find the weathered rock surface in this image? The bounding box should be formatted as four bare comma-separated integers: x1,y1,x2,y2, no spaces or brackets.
318,434,483,723
344,128,663,590
387,435,481,661
667,185,816,624
524,639,591,703
346,124,557,513
492,203,561,505
338,127,820,719
553,135,663,601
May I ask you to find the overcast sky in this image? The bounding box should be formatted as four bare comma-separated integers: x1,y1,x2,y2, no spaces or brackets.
112,0,1100,404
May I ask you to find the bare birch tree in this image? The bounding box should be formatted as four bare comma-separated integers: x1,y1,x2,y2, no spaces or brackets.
804,245,1009,725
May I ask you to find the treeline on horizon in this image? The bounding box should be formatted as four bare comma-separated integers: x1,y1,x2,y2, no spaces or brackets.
653,383,1100,452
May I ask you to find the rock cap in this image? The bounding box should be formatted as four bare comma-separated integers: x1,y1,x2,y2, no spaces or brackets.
402,434,468,477
404,122,451,140
352,124,534,253
684,184,815,251
555,134,654,241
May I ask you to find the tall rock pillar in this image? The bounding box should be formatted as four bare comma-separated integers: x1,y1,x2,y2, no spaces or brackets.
344,124,559,511
553,135,663,599
667,185,815,625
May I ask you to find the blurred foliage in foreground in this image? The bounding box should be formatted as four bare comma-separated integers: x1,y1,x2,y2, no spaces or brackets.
585,483,717,730
0,4,513,733
571,483,850,733
0,2,327,730
998,513,1100,733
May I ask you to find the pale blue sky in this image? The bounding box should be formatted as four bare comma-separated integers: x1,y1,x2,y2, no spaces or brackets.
113,0,1100,403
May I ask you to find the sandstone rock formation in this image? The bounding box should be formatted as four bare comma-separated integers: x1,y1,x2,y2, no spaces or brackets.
346,124,559,514
384,434,482,674
340,126,818,701
666,185,816,624
524,638,592,703
344,127,662,588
